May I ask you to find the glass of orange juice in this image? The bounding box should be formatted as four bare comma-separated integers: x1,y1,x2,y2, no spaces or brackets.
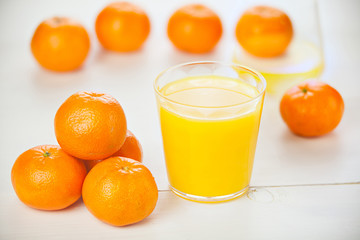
154,61,266,203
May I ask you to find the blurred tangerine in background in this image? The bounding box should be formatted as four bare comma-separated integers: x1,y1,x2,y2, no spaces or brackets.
95,1,150,52
84,130,143,171
235,5,293,58
31,17,90,72
280,80,344,137
167,4,223,53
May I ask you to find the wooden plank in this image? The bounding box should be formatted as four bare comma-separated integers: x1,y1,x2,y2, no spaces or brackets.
1,184,359,239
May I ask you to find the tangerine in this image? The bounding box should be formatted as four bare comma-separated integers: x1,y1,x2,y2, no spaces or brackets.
235,5,293,58
54,91,127,160
82,157,158,226
11,145,86,210
95,2,150,52
84,130,143,171
167,4,223,53
280,81,344,137
31,17,90,71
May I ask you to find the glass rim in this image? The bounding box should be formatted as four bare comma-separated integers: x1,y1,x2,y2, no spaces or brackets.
153,61,266,109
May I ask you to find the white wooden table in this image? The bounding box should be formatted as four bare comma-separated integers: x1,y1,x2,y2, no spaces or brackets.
0,0,359,239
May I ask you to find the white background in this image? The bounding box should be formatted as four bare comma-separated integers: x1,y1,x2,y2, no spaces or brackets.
0,0,359,239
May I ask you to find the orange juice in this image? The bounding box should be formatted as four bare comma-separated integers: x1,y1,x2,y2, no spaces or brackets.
157,74,265,201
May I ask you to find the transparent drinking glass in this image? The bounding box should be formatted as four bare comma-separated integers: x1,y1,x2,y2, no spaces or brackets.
233,0,324,95
154,61,266,202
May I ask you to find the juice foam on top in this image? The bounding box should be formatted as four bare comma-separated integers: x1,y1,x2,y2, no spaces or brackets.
160,75,259,108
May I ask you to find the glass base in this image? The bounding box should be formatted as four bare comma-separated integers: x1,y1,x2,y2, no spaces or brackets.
169,185,249,203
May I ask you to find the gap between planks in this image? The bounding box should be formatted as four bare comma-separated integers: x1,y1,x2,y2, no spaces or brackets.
158,181,360,192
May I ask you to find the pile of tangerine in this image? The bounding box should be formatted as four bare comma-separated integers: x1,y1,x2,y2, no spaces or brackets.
11,91,158,227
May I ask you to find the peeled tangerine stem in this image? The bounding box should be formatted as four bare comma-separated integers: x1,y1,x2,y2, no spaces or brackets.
53,17,63,24
43,151,51,157
122,166,129,171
